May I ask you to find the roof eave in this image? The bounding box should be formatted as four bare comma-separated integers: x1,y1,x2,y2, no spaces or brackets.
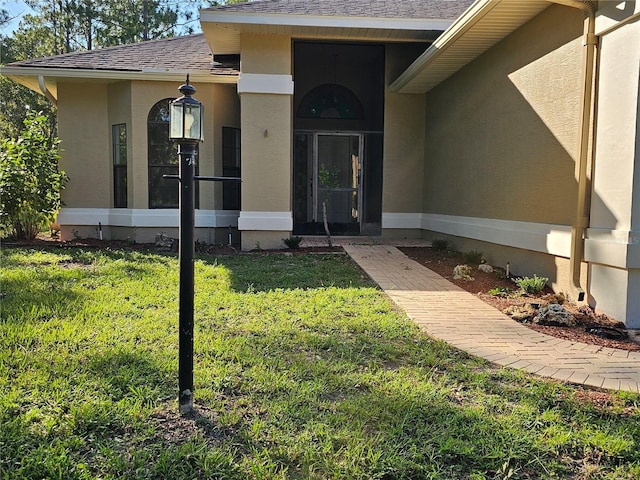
200,10,454,31
200,10,456,55
0,65,238,87
390,0,551,94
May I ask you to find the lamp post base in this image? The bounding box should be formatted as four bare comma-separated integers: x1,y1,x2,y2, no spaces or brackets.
179,389,193,414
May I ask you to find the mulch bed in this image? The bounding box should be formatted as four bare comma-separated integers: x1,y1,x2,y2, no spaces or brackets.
399,247,640,352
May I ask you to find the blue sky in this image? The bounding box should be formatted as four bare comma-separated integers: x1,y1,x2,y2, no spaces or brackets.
3,0,34,34
2,1,204,36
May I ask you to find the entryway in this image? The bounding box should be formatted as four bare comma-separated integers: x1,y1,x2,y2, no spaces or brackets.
293,132,363,235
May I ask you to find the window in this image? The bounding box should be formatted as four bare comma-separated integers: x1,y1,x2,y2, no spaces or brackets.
148,99,178,208
112,124,127,208
222,127,241,210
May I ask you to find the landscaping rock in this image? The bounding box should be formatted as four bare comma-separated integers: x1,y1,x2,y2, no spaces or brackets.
533,304,576,327
453,264,474,281
542,292,566,305
155,233,176,252
478,264,493,273
503,304,537,322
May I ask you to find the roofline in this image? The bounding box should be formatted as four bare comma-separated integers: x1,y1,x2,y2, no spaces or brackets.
389,0,496,92
0,66,237,84
199,10,454,32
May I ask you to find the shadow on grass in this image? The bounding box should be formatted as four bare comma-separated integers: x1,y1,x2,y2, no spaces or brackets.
198,252,372,293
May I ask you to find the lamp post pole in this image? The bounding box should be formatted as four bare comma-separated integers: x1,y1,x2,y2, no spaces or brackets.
178,140,197,414
169,77,204,414
168,76,240,414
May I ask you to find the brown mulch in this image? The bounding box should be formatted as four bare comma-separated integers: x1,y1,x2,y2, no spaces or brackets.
399,247,640,352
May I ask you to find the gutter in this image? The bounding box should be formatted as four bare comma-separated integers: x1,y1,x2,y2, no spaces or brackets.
0,66,238,85
390,0,497,92
547,0,598,302
38,75,57,106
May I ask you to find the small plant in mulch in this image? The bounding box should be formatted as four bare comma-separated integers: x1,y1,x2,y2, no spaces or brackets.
462,249,483,266
488,286,513,297
513,274,548,294
431,238,450,252
282,235,303,249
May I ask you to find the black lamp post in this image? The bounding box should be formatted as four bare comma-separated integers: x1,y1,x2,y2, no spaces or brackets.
169,76,203,414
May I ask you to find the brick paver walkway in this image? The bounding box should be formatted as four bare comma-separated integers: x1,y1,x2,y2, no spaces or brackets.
342,244,640,393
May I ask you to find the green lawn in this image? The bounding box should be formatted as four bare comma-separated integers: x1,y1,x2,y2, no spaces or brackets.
1,247,639,479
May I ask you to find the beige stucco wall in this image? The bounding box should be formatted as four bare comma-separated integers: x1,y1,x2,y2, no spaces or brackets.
238,33,293,249
241,34,291,74
383,44,426,214
240,93,292,213
423,4,584,226
107,81,132,205
585,14,640,327
58,82,111,208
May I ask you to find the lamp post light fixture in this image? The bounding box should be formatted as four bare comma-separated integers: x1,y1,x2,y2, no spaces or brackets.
169,75,203,414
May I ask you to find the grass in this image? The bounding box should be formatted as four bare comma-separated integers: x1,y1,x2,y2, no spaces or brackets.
1,247,639,479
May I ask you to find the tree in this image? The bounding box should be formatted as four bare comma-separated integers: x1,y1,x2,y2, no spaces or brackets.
0,31,57,142
0,111,68,239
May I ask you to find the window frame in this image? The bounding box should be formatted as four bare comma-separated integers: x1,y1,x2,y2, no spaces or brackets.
222,126,241,210
112,123,128,208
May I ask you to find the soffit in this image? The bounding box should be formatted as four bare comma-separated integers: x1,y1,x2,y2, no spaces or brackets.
200,0,476,55
391,0,552,94
200,15,453,54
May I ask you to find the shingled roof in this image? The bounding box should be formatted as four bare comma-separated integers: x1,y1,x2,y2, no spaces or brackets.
204,0,474,20
5,34,238,75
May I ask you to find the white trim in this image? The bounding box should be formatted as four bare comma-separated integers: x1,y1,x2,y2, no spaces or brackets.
420,213,572,258
237,73,294,95
585,228,640,269
56,208,239,228
200,11,453,33
0,66,237,85
238,211,293,231
382,212,423,229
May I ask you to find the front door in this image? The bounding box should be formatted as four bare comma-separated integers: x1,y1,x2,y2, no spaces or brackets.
293,132,363,235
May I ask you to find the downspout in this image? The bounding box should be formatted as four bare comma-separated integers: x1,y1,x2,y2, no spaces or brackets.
547,0,598,302
38,75,58,107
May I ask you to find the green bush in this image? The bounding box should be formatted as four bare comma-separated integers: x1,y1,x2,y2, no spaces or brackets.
462,249,483,265
283,235,303,249
513,274,548,294
431,239,450,251
0,111,67,239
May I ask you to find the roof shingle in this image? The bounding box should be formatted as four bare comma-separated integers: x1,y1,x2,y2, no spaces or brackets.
205,0,474,20
6,34,237,74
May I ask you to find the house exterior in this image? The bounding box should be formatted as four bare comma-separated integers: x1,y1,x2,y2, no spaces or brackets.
2,0,640,328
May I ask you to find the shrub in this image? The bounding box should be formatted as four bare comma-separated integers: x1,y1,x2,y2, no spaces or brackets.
462,249,483,265
283,235,302,249
513,274,548,294
0,111,67,239
431,238,450,251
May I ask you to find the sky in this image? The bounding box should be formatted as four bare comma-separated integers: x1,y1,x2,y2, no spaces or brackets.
2,0,34,34
1,1,205,36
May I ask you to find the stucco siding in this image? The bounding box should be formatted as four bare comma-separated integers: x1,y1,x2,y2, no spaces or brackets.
241,34,292,74
58,82,110,209
240,93,292,212
107,81,132,207
212,83,241,207
590,19,640,233
423,4,584,226
383,44,425,214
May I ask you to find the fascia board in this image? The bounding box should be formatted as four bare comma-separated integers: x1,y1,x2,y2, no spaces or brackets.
389,0,496,92
0,66,237,84
200,10,454,32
